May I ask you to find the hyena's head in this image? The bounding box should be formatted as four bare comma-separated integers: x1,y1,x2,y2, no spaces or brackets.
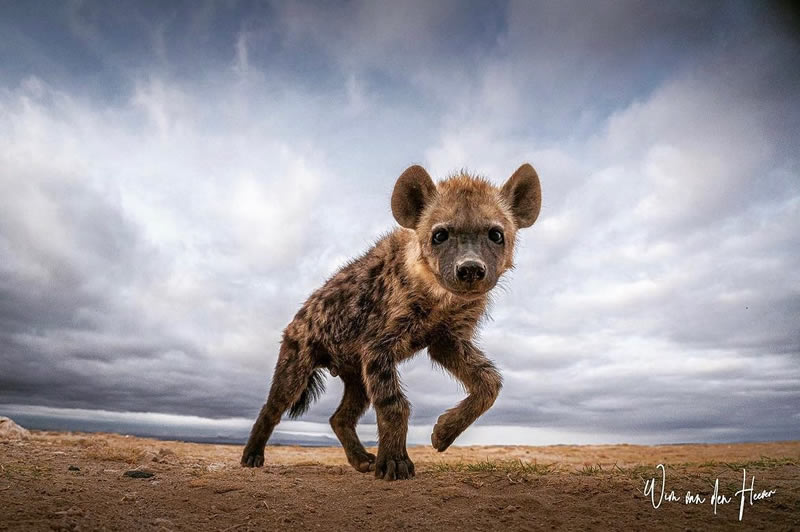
391,164,541,298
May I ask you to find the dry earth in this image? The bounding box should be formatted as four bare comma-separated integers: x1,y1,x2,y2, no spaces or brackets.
1,431,798,531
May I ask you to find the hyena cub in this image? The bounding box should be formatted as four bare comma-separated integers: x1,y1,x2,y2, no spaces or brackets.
242,163,541,480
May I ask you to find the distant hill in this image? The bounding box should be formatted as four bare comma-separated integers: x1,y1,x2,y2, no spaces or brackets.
8,413,378,447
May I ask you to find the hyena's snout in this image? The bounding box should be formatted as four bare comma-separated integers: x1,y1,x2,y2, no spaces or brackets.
455,259,486,284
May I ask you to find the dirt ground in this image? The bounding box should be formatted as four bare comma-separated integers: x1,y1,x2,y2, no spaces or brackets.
1,432,798,531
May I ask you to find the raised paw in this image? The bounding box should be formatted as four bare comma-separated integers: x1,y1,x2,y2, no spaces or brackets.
241,443,265,467
431,415,461,452
346,449,376,473
375,452,415,481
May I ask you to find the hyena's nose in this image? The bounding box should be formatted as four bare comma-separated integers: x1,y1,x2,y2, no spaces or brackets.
456,260,486,283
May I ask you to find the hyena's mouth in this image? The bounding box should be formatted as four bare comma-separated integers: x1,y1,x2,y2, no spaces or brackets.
430,271,489,298
445,284,493,299
434,271,495,298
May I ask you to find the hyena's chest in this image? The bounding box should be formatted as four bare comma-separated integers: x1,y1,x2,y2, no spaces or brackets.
372,295,483,361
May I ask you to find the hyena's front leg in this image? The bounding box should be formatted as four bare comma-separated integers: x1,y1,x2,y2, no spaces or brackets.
363,352,415,480
428,336,502,452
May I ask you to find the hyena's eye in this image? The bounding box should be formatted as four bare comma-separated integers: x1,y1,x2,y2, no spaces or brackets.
432,228,449,245
488,228,504,244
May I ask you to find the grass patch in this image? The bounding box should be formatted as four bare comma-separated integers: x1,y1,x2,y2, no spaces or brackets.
691,456,798,471
710,456,797,470
430,459,558,475
577,464,605,476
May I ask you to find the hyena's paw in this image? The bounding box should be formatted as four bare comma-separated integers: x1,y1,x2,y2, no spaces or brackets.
241,443,265,468
375,451,415,481
346,449,376,473
431,414,462,452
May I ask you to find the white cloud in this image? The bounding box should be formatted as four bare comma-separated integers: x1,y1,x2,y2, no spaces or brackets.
0,2,797,445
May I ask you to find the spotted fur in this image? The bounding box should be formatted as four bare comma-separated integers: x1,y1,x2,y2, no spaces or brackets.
242,163,542,481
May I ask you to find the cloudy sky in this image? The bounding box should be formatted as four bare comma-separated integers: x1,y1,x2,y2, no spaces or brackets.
1,1,798,446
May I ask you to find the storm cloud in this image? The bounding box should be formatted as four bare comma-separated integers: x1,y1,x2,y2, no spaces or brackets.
0,1,798,445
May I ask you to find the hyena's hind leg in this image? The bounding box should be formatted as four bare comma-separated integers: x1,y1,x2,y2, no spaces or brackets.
330,372,375,473
241,338,318,467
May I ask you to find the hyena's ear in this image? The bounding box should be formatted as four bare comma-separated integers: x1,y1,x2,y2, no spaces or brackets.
501,163,541,228
391,165,437,229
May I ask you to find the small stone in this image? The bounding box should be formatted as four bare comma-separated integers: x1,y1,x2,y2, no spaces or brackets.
154,448,177,463
53,506,84,516
138,451,159,463
68,465,80,471
206,462,225,472
124,470,154,478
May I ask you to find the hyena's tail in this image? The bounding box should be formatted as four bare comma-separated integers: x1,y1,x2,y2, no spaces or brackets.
287,368,326,418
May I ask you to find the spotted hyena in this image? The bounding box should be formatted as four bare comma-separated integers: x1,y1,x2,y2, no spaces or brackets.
242,163,541,480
